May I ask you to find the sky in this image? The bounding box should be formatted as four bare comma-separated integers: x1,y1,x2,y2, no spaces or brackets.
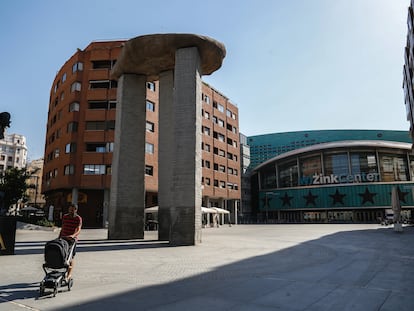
0,0,411,160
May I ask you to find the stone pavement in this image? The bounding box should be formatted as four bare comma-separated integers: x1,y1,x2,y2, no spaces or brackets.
0,224,413,310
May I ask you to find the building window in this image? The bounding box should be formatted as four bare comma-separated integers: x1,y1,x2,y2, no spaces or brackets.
65,143,77,153
379,154,409,182
213,132,225,142
350,152,378,177
145,165,154,176
64,165,75,175
217,104,224,113
69,102,80,112
60,92,65,101
324,153,349,176
300,155,322,182
106,142,114,152
54,148,60,158
106,120,115,130
85,121,115,131
83,164,106,175
279,161,298,188
205,177,211,185
203,94,210,104
88,101,116,110
146,100,155,112
86,121,105,131
146,121,155,132
92,60,115,69
84,142,113,153
220,181,226,188
261,164,278,189
203,126,210,136
62,73,67,83
72,62,83,73
145,142,154,154
218,119,224,127
67,122,78,133
86,143,106,152
147,82,156,91
71,82,82,92
89,80,118,89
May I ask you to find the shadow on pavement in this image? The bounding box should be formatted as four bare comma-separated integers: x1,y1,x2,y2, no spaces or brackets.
55,226,413,311
2,226,414,311
0,283,39,302
14,239,170,255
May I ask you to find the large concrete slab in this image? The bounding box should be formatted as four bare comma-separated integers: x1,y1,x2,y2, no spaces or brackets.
1,224,413,310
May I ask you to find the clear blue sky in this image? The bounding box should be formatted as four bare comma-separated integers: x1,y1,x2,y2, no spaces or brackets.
0,0,410,160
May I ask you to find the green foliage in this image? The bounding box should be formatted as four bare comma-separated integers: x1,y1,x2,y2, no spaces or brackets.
0,167,31,215
36,218,55,227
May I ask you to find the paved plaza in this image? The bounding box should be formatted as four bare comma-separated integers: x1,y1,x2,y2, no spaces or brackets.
0,224,413,310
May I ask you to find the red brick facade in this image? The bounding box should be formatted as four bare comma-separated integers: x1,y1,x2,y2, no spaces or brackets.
43,40,240,227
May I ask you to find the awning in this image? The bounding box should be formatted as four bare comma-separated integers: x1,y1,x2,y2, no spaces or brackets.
213,207,230,214
20,206,40,211
202,207,217,214
144,206,158,213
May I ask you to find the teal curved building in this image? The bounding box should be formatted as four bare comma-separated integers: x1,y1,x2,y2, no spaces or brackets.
249,130,414,223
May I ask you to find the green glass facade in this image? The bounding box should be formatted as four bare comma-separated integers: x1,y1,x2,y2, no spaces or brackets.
248,130,411,169
250,130,414,223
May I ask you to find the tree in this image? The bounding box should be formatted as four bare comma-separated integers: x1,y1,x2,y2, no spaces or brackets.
0,167,31,216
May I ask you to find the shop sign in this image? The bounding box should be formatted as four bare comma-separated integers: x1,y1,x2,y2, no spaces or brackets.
300,172,380,185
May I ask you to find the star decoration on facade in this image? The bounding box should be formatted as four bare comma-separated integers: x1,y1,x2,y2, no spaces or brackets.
280,192,293,207
303,190,318,206
358,187,377,205
397,187,409,204
329,189,346,205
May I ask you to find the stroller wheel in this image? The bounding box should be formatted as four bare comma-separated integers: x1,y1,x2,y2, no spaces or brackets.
68,278,73,291
53,286,58,297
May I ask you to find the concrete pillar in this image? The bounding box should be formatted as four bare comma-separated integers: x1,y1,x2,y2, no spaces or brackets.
158,70,174,241
108,74,146,239
169,47,202,246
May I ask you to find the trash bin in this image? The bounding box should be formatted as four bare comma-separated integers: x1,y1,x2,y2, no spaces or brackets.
0,216,18,255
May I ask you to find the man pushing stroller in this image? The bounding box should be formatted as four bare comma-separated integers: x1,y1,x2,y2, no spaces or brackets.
40,203,82,297
59,203,82,281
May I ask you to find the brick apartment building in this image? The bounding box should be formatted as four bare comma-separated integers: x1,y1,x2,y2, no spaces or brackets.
43,40,241,228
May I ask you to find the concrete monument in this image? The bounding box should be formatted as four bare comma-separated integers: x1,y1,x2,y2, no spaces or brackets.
108,34,226,245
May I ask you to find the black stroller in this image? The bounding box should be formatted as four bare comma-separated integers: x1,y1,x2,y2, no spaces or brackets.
39,238,75,297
